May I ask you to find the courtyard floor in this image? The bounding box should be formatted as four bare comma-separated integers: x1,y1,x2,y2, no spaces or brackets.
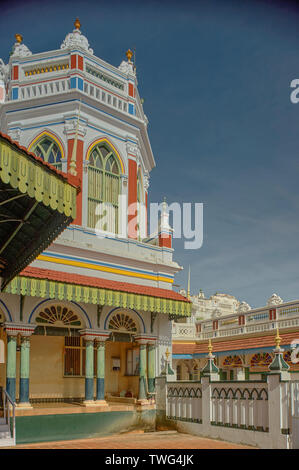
7,430,256,449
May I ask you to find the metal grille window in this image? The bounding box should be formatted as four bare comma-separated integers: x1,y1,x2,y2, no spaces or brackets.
64,337,97,377
88,143,121,231
31,136,63,170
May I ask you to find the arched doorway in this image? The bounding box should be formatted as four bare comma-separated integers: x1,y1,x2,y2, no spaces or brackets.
30,302,86,402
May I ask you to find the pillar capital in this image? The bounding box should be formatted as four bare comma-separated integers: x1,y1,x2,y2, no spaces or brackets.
134,334,157,345
4,322,36,337
79,329,110,342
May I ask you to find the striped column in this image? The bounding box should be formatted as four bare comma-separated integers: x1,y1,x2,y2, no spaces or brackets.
84,339,94,403
5,323,36,404
6,335,17,402
19,337,31,405
148,341,156,394
138,343,147,401
96,339,108,403
80,329,110,406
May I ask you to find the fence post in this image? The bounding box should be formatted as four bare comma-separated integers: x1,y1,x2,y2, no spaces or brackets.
201,376,212,427
155,375,167,427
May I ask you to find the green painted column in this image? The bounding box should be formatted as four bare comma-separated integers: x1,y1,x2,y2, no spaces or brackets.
96,341,105,401
19,337,30,404
84,340,94,402
6,335,17,402
148,343,156,394
138,343,147,400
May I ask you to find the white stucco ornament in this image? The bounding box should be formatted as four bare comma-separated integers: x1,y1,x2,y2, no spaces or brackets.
237,301,251,313
0,59,8,80
61,18,93,54
118,49,135,75
267,293,283,306
10,34,32,58
211,308,222,319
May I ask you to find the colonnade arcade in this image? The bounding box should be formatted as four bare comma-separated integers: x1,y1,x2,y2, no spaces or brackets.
1,303,157,406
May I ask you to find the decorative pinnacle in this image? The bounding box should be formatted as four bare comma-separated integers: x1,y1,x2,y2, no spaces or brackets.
208,338,213,355
165,348,170,360
74,18,81,30
126,49,133,62
275,326,282,349
15,34,23,44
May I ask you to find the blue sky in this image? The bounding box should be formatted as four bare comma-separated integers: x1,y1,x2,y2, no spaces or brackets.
1,0,299,307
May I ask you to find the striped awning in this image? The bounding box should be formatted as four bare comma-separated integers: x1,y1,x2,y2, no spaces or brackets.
4,273,191,317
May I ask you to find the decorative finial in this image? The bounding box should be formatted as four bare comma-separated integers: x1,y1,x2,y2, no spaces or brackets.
126,49,133,62
208,338,213,355
275,326,282,349
74,18,81,30
15,34,23,44
165,348,170,360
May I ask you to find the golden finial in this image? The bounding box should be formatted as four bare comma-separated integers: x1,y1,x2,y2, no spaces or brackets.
15,34,23,44
74,18,81,30
165,348,170,360
208,338,213,355
126,49,133,63
275,326,282,349
187,265,191,300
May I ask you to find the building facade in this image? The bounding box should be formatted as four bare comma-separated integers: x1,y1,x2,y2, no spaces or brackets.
0,20,190,443
172,292,299,381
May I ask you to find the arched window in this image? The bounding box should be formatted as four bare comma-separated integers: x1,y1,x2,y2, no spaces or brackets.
35,305,82,328
88,143,121,231
108,312,138,332
223,355,243,367
31,135,63,170
250,352,272,368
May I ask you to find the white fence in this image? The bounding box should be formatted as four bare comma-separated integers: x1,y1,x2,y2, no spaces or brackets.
156,374,299,448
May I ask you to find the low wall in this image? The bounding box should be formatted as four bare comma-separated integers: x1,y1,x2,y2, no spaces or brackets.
15,409,156,444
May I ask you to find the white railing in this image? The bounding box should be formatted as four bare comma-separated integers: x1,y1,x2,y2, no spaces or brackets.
1,387,15,444
211,382,269,431
173,314,299,341
166,382,202,423
172,323,196,339
20,79,70,100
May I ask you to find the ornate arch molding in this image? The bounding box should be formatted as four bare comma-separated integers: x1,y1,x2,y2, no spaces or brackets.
28,299,91,328
28,130,66,159
86,137,125,174
104,307,146,334
0,299,12,322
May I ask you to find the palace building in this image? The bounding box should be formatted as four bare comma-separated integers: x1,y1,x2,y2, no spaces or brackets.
172,292,299,381
0,19,190,444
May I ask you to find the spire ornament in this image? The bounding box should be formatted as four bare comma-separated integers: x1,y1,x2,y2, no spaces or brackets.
11,34,32,58
60,19,93,54
268,324,290,377
126,49,133,63
201,338,219,380
15,34,23,44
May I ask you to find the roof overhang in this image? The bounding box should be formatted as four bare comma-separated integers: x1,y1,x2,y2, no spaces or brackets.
0,133,80,288
4,266,191,317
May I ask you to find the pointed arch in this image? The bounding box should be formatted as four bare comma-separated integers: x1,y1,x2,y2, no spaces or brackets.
86,137,124,174
28,130,65,160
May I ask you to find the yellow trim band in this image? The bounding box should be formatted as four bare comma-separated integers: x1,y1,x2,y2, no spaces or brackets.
36,254,173,284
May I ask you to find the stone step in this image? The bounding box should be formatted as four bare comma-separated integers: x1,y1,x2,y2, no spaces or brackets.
0,438,15,448
0,424,9,432
0,431,11,439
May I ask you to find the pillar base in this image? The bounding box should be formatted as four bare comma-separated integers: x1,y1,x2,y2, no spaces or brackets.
94,400,108,407
82,400,96,407
137,399,150,406
17,402,33,409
